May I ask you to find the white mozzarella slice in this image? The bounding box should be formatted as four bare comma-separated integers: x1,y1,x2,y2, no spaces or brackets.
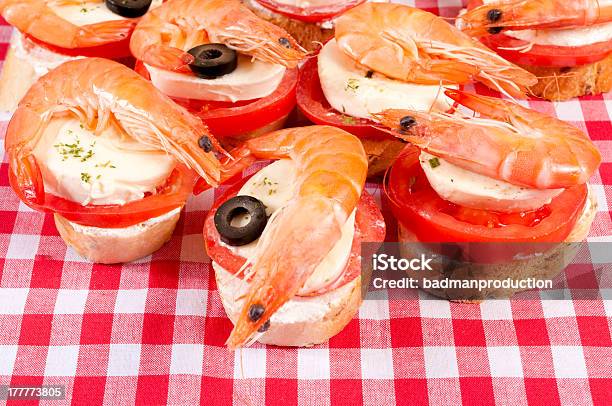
144,55,286,103
33,117,176,206
318,39,455,120
50,0,163,26
420,151,564,213
218,159,356,295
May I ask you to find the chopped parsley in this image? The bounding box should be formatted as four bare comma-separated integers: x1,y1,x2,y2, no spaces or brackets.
95,160,116,169
80,172,91,183
345,78,360,92
428,157,440,169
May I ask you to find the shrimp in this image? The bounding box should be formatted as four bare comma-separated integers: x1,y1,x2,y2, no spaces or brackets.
372,89,601,189
0,0,136,49
5,58,222,206
216,126,367,349
458,0,612,37
130,0,307,73
334,3,537,99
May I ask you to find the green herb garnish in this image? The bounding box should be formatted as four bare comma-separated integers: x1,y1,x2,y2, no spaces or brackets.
345,78,360,92
81,172,91,183
428,157,440,169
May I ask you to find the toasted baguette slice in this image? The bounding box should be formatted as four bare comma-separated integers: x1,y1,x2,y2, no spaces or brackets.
522,53,612,101
54,208,182,264
398,187,598,301
215,262,361,347
0,37,40,114
244,0,333,51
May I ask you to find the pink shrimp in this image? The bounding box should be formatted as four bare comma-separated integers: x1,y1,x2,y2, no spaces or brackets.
6,58,222,206
458,0,612,37
334,3,537,98
130,0,307,73
213,126,367,349
372,89,601,189
0,0,137,49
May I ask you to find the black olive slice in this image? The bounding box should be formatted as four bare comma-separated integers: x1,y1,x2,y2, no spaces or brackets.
214,196,267,246
187,44,238,79
105,0,152,18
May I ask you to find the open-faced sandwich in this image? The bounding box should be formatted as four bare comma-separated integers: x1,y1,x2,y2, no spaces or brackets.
203,126,385,347
244,0,374,51
0,0,163,113
377,89,601,300
457,0,612,100
130,0,307,147
5,58,221,264
297,3,537,177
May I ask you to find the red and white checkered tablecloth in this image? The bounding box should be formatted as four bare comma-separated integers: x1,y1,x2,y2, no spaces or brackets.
0,1,611,405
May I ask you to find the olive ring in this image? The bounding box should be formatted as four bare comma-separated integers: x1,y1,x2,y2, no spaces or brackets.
214,196,268,246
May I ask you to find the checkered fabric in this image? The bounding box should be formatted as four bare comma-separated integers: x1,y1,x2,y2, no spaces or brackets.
0,1,610,405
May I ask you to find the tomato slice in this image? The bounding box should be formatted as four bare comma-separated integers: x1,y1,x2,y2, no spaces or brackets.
203,170,386,295
466,0,612,67
255,0,366,23
296,56,391,140
386,147,587,243
480,33,612,67
9,163,198,229
134,61,298,140
24,34,133,60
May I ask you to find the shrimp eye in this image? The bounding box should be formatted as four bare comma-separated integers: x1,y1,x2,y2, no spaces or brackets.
400,116,417,130
487,26,503,34
105,0,152,18
198,136,213,153
258,320,271,332
188,44,238,79
214,195,268,246
248,304,265,322
279,37,292,49
486,9,502,23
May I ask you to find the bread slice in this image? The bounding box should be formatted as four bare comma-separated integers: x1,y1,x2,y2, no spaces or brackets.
243,0,333,51
54,207,182,264
215,262,362,347
398,187,598,301
0,36,40,114
521,53,612,101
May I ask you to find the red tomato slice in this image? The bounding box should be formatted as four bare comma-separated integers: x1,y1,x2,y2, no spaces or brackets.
386,147,587,243
296,56,392,140
480,34,612,67
9,163,198,229
134,61,298,139
203,171,386,295
24,34,133,60
466,0,612,67
255,0,366,23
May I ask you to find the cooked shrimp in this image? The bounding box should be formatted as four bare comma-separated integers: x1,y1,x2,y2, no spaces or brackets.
334,3,537,98
0,0,136,49
6,58,221,205
458,0,612,37
217,126,367,349
373,89,601,189
130,0,307,73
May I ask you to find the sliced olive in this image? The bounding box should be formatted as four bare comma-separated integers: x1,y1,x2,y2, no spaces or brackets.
187,44,238,79
214,196,267,246
105,0,152,18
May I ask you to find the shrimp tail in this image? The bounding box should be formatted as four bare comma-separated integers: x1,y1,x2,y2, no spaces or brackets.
140,44,194,72
74,19,136,48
